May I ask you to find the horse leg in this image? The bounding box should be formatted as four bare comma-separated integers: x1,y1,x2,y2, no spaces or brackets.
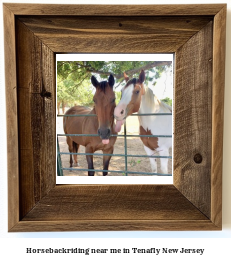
102,147,113,176
159,148,169,174
143,145,157,174
73,141,80,166
85,146,95,176
66,136,73,168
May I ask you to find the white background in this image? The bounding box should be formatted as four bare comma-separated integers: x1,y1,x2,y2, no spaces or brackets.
0,0,231,260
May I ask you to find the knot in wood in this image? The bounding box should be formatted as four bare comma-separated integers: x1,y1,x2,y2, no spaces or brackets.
40,89,52,99
194,153,203,164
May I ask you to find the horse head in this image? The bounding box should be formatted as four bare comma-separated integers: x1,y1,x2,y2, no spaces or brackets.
91,74,116,144
114,70,145,132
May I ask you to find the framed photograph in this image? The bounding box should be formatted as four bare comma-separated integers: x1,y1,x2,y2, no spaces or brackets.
4,3,226,231
56,53,174,185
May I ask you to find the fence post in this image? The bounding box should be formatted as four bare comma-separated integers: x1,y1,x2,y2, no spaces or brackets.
57,137,63,176
124,121,128,176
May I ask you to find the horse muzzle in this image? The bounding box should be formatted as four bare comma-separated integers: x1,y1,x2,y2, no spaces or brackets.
98,128,111,144
114,115,126,121
114,104,128,121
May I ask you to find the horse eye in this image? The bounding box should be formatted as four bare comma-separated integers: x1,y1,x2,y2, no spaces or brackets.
93,98,96,103
135,90,140,94
111,98,115,103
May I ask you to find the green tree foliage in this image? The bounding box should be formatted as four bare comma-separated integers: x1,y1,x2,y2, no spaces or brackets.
161,97,172,106
57,61,172,112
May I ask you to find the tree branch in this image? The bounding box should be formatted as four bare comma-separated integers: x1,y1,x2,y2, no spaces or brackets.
79,61,172,79
116,61,172,79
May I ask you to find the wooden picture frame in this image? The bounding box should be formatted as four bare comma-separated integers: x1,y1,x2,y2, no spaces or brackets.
4,3,226,231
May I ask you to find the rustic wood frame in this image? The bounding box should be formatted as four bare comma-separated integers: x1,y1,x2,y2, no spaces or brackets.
4,3,226,232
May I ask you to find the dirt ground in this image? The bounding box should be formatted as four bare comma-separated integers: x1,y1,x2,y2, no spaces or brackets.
57,110,172,176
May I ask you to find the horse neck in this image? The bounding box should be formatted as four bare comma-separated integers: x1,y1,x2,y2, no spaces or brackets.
91,107,96,114
139,87,158,114
138,87,172,135
139,87,171,114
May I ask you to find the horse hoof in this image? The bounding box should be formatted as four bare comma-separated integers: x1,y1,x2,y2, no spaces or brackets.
73,162,80,167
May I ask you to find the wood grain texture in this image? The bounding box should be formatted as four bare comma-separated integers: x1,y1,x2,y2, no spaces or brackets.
16,19,56,219
12,185,219,232
3,4,20,231
4,3,226,231
22,185,207,221
3,3,225,16
211,5,227,228
174,22,213,218
18,16,213,53
11,220,218,232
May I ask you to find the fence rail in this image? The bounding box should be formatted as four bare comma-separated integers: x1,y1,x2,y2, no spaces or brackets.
57,134,171,138
57,112,172,176
59,152,172,159
58,113,172,117
61,167,171,176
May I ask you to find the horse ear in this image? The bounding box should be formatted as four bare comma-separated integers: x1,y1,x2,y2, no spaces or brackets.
108,74,115,88
124,72,129,82
91,75,98,88
139,70,145,84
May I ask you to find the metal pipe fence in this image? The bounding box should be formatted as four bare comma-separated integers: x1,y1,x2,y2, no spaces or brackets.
57,112,172,176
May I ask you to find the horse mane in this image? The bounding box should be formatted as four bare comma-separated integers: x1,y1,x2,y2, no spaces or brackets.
124,76,172,113
143,86,172,113
97,81,108,93
125,78,138,88
144,87,154,108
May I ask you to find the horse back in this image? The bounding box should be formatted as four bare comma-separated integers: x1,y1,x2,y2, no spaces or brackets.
63,106,91,135
65,105,91,117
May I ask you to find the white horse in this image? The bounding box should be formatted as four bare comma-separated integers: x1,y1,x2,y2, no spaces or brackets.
114,70,172,174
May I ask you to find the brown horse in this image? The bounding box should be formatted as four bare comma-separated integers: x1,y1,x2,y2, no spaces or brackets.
63,74,117,176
